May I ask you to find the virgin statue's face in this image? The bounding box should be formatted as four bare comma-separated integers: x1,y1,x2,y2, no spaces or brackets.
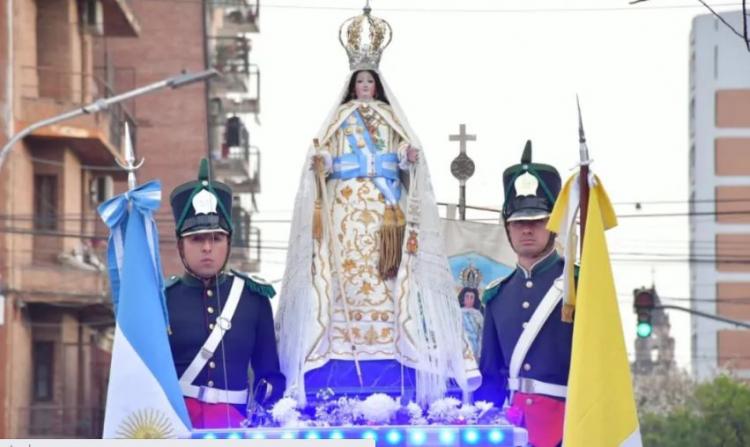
354,71,376,100
463,292,476,309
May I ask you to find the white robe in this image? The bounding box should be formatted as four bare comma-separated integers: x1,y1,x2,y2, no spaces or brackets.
276,71,481,405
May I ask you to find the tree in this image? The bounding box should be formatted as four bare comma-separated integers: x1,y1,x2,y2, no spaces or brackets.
640,375,750,447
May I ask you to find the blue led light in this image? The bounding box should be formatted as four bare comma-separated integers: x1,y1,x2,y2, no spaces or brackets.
488,429,505,444
329,430,345,439
281,431,297,439
409,429,427,445
226,432,242,440
385,429,402,445
439,429,457,445
305,431,321,439
202,433,216,440
463,428,481,445
362,429,379,441
250,432,266,439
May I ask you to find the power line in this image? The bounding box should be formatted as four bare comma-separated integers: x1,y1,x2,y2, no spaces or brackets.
149,0,739,13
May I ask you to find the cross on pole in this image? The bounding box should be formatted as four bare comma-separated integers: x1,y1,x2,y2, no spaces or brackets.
449,124,477,220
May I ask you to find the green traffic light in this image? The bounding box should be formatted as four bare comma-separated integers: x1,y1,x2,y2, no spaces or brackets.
637,322,653,338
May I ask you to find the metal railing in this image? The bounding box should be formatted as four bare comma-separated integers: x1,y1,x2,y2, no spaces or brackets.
16,405,104,438
209,36,252,75
211,0,260,28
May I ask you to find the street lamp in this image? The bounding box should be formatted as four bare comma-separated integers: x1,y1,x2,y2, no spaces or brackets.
0,69,220,169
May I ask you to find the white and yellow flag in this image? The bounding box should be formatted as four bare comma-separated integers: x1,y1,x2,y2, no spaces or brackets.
548,174,642,447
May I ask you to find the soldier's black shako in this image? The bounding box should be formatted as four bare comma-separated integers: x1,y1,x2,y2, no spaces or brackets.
502,141,562,222
170,158,233,237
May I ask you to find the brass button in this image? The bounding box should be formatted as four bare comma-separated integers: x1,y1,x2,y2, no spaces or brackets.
523,363,531,371
525,398,533,405
207,380,214,387
525,280,533,288
207,290,214,297
209,361,216,369
381,313,389,322
207,306,215,314
522,301,530,309
522,322,528,329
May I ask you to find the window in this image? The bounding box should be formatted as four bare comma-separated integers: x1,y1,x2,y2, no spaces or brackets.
34,175,57,231
33,341,54,402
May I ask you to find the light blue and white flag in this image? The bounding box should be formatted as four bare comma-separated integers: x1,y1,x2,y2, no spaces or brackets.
99,181,191,438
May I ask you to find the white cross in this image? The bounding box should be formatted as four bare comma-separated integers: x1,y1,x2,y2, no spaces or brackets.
449,124,476,154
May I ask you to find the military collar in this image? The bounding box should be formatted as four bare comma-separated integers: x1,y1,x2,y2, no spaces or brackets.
180,271,231,288
517,250,560,279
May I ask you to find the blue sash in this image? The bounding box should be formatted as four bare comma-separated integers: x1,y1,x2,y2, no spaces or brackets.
329,109,402,204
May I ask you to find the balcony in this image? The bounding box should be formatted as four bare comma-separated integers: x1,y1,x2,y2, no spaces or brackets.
209,63,260,115
208,36,252,95
100,0,141,36
230,210,261,272
212,145,261,194
19,66,134,172
210,0,260,35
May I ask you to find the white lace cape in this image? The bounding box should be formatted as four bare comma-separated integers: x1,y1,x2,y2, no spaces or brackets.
275,70,480,405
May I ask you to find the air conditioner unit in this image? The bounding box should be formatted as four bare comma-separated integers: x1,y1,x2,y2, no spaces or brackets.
81,0,104,36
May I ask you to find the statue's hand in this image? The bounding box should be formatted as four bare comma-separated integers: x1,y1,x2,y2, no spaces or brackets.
406,146,419,163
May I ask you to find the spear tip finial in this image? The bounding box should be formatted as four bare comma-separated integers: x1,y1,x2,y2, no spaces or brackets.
576,94,586,144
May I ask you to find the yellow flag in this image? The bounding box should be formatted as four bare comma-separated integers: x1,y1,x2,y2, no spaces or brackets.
559,175,642,447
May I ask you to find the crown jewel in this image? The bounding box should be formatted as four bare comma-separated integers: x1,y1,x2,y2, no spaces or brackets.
339,1,392,71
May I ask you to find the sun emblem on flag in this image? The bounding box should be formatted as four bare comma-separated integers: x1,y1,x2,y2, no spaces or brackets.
116,408,175,438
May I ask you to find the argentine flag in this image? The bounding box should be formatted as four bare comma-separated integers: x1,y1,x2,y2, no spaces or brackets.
99,181,191,438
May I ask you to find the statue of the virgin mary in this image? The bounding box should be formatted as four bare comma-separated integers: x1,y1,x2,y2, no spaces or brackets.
275,3,481,405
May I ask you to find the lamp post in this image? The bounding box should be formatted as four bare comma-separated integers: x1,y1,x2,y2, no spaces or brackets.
0,69,220,169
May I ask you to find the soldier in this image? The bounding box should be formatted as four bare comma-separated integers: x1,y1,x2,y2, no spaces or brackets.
475,142,570,447
166,159,285,429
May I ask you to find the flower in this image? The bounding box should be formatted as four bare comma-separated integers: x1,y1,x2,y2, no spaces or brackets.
427,397,462,424
357,393,400,424
271,397,302,427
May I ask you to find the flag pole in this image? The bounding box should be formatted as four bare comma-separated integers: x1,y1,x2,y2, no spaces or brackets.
576,96,591,251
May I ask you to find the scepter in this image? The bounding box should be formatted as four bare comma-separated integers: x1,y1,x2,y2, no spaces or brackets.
312,138,364,388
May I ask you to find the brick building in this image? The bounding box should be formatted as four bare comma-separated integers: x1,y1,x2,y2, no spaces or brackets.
0,0,262,438
0,0,139,437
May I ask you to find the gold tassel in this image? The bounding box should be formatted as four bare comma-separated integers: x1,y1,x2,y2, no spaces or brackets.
561,303,575,323
313,199,323,241
378,205,406,280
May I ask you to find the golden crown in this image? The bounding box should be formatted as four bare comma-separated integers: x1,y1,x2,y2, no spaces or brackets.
338,2,392,71
460,264,482,290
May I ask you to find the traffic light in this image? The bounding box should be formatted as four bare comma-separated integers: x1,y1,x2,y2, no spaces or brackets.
633,288,655,338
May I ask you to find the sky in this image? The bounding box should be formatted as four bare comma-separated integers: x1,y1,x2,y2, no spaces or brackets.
248,0,742,370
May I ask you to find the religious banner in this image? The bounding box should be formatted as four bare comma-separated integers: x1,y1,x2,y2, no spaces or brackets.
441,219,515,358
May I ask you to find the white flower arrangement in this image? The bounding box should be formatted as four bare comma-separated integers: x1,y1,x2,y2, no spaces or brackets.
271,397,302,427
427,397,462,423
258,393,508,428
357,393,400,424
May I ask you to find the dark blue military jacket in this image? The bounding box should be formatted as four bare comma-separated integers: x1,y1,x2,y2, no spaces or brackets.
166,271,285,406
475,251,573,405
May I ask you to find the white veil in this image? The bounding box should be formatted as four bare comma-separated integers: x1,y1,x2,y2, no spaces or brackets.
275,70,480,405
